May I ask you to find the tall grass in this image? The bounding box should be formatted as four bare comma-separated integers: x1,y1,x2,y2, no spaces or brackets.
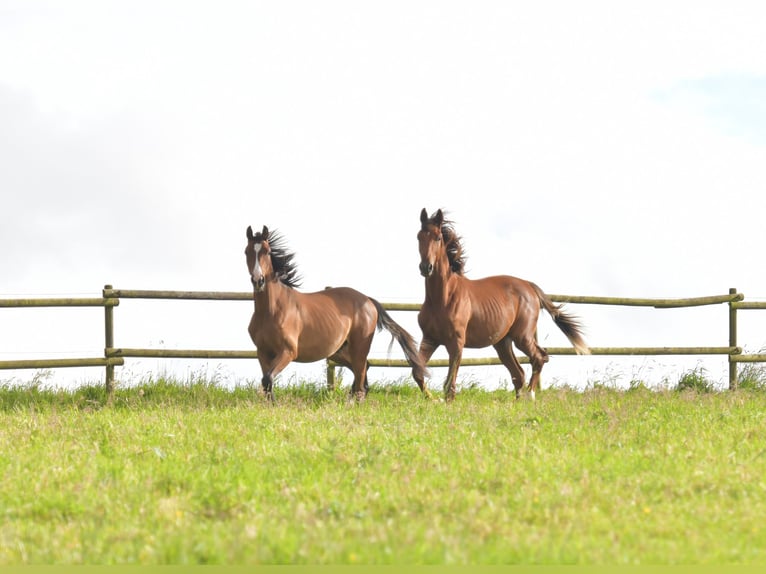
1,374,766,564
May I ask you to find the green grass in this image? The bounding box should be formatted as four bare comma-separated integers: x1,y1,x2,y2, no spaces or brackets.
1,373,766,565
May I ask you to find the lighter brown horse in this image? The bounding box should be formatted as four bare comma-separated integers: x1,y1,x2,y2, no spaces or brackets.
245,225,427,401
414,208,589,401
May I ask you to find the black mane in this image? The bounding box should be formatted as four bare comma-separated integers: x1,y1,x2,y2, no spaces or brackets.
443,221,466,275
430,211,466,275
263,230,302,288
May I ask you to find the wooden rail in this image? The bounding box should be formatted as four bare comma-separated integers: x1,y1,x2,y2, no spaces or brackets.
2,285,764,394
0,292,124,384
0,297,119,308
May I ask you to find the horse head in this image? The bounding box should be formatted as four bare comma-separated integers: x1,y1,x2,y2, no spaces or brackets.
417,208,445,277
245,225,271,292
417,208,466,277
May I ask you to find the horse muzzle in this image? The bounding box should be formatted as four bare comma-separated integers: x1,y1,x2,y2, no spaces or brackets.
251,275,266,292
419,261,434,277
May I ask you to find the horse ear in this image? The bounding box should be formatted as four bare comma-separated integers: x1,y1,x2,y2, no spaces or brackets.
262,225,269,240
246,225,254,240
434,209,444,227
420,208,428,225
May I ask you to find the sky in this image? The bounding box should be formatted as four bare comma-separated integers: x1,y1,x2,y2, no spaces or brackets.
2,1,766,391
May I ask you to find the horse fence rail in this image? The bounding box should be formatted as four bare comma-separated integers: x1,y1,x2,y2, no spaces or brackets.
1,284,763,394
727,294,766,365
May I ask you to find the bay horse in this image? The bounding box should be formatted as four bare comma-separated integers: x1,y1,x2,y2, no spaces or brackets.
245,225,427,401
414,208,589,401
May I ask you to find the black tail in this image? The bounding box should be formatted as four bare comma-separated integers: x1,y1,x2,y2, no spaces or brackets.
531,283,590,355
370,298,429,382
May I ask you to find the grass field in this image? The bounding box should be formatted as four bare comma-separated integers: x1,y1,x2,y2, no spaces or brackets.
1,373,766,565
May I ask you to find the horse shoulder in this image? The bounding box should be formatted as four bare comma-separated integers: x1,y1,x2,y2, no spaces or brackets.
254,289,301,337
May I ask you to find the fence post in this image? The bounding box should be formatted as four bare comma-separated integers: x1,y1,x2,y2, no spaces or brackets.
103,284,115,396
729,287,737,390
326,360,336,391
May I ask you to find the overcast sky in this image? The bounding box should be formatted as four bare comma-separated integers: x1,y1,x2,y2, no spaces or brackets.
2,1,766,391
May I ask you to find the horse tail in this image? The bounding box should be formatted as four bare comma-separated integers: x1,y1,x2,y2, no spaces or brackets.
531,283,591,355
370,298,429,382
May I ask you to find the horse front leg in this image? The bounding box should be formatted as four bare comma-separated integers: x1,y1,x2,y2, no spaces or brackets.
258,349,296,403
444,340,464,402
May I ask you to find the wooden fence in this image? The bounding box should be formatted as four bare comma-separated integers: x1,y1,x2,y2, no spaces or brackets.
1,285,764,394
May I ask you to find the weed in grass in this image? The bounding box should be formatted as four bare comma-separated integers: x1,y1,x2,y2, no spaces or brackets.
676,366,716,393
736,348,766,391
738,364,766,390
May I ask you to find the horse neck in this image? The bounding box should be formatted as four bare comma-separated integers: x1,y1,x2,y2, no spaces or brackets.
423,266,458,306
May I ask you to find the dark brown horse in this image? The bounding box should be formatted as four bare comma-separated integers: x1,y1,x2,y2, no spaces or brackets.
414,208,589,401
245,225,427,401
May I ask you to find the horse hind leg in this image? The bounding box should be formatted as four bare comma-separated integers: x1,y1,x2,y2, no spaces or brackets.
347,360,371,400
413,339,439,400
329,344,361,397
493,339,526,399
330,338,371,402
346,336,375,403
348,360,370,402
514,336,549,400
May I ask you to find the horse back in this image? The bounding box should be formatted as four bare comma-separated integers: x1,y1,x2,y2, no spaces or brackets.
469,274,538,303
293,287,378,356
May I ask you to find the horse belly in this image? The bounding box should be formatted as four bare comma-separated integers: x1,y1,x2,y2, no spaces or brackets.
464,302,515,348
464,322,508,348
293,317,351,363
419,301,503,349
